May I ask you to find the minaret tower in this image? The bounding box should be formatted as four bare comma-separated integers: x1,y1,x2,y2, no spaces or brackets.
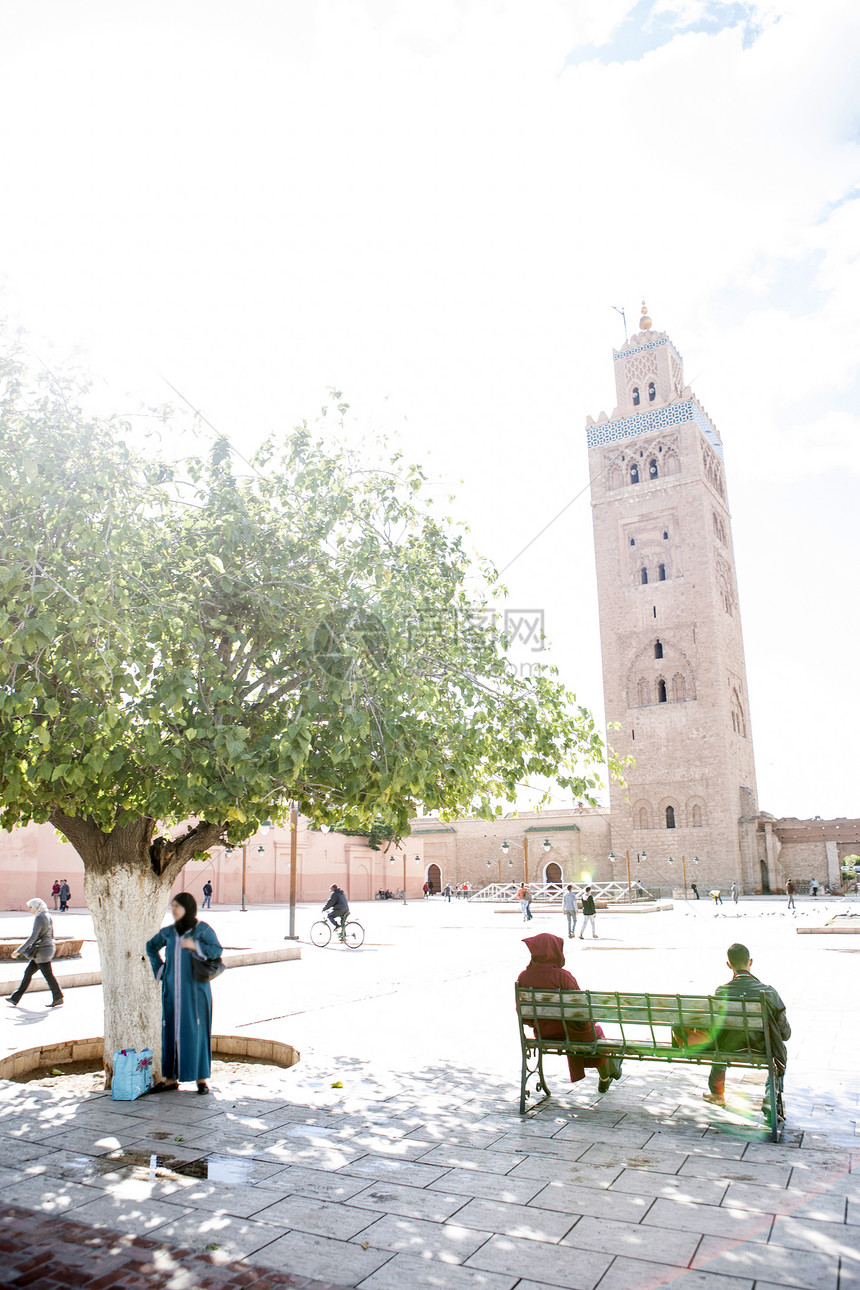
586,304,760,891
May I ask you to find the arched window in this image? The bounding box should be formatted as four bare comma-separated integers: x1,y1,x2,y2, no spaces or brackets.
663,531,669,540
608,466,622,490
638,807,648,829
630,464,639,484
632,386,640,406
692,804,702,827
638,678,650,706
657,679,667,703
658,564,666,581
640,567,648,585
648,381,656,402
654,640,663,659
666,805,676,828
673,673,686,702
630,537,635,546
648,458,658,479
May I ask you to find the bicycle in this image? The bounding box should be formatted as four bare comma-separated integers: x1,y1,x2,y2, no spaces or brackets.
310,917,365,948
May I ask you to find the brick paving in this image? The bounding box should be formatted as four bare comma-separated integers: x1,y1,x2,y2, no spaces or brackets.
0,1205,346,1289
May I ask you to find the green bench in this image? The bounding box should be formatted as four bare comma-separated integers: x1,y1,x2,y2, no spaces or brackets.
515,986,785,1140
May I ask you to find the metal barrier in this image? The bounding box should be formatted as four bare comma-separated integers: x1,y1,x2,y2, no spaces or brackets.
468,881,666,904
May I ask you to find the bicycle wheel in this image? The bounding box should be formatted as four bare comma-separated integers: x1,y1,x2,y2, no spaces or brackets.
343,920,365,948
310,920,332,947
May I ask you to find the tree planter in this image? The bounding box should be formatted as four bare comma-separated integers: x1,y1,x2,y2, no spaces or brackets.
0,1035,300,1083
0,938,84,961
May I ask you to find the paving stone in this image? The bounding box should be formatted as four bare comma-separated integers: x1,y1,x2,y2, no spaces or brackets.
356,1251,517,1289
252,1196,375,1240
428,1167,544,1205
610,1167,728,1205
482,1134,592,1164
722,1182,847,1221
594,1257,754,1290
643,1197,773,1241
416,1145,524,1173
336,1156,451,1188
65,1194,198,1234
160,1180,295,1219
4,1177,98,1215
245,1229,391,1283
349,1182,469,1222
550,1123,655,1149
692,1235,839,1289
267,1166,374,1203
0,1136,57,1166
450,1198,576,1243
350,1213,489,1263
143,1210,290,1261
678,1156,793,1186
465,1231,611,1290
768,1215,860,1259
559,1212,701,1265
507,1158,622,1189
573,1142,686,1175
849,1200,860,1225
644,1132,748,1160
529,1181,652,1224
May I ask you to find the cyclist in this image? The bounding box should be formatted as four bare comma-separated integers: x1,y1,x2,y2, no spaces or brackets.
322,884,349,941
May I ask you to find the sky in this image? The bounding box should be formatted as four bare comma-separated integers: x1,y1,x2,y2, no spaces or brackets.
0,0,858,820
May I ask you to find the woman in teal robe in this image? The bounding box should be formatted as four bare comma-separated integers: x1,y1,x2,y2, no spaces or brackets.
145,892,222,1094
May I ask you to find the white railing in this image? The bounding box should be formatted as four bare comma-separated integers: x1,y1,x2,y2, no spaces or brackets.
469,881,656,904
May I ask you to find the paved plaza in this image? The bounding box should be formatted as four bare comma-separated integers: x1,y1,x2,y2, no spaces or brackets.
0,895,858,1289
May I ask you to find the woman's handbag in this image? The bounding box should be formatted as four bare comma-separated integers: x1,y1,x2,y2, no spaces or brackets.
191,953,225,982
111,1048,153,1100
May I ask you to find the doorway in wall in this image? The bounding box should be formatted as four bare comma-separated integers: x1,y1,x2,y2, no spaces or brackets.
544,862,562,884
427,863,442,894
760,858,771,894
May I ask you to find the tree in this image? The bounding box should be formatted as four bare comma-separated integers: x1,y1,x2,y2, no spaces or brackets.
0,337,620,1081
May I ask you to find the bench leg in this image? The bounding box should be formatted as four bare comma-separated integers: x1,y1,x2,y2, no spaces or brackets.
519,1042,552,1114
766,1070,785,1143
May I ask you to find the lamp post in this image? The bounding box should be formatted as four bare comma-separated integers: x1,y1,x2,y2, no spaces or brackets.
501,835,550,885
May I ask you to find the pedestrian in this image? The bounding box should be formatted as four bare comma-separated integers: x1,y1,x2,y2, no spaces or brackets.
202,880,213,910
579,887,598,938
701,943,790,1125
810,877,819,898
730,881,739,906
463,882,470,899
423,881,430,899
786,879,796,911
517,884,533,922
51,880,60,911
58,880,71,912
517,934,622,1094
322,884,350,938
691,883,700,900
562,884,578,938
7,899,64,1009
445,882,452,902
145,892,222,1094
709,889,723,906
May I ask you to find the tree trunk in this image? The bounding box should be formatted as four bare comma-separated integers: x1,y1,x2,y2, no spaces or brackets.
51,810,224,1088
84,861,172,1085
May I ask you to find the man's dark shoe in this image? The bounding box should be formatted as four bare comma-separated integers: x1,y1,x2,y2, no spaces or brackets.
46,998,64,1008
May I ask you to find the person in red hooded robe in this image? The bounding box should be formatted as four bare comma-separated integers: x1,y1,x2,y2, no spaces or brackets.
517,932,622,1093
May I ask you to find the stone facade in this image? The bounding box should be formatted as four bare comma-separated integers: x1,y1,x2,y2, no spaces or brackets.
586,310,759,890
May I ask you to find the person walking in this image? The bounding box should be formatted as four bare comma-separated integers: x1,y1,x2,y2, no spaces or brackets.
51,880,60,911
579,887,598,939
810,877,819,898
730,882,739,906
145,892,222,1094
201,880,213,910
562,885,578,939
691,883,700,900
786,879,796,912
444,882,453,902
58,880,71,912
517,884,533,922
7,899,64,1009
423,881,430,899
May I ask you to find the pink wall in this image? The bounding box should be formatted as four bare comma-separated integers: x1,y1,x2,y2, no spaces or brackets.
0,820,425,910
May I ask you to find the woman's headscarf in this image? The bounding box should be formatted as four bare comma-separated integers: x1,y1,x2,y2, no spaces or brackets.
522,932,566,969
26,898,48,914
172,892,198,935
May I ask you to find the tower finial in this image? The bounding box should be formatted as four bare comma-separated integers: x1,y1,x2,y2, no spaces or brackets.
640,299,652,331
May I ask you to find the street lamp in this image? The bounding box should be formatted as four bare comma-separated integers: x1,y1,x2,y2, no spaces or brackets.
609,849,634,902
501,837,531,883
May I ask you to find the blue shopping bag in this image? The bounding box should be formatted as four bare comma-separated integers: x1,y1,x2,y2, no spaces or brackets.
111,1047,154,1101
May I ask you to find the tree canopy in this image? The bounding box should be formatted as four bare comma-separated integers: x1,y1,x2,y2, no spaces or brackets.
0,335,620,858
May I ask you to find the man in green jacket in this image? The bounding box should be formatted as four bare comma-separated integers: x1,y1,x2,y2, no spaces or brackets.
703,943,790,1114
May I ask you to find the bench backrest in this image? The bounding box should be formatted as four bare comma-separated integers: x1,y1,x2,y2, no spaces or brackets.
516,986,770,1054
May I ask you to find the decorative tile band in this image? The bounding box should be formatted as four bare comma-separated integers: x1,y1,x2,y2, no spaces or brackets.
613,337,684,368
586,400,724,460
